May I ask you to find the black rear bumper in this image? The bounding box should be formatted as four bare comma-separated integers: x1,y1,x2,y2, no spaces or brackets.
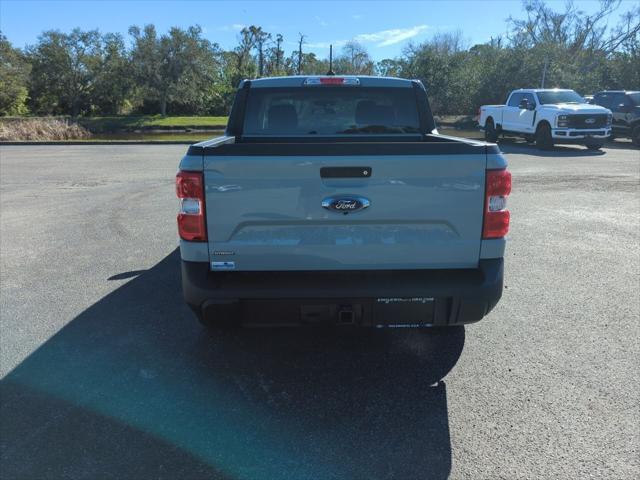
181,259,503,327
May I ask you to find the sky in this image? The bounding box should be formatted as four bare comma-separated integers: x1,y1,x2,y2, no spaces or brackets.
0,0,636,60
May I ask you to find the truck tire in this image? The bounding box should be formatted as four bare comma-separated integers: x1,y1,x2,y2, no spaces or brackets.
632,126,640,147
484,118,499,143
535,123,553,150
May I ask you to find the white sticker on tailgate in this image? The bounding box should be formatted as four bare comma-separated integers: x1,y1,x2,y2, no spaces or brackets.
211,261,236,270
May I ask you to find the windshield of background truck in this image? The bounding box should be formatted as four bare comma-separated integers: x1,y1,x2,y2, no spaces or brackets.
242,87,421,135
537,90,585,105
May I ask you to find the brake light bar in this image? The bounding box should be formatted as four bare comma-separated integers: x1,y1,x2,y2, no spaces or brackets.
482,169,512,239
304,77,360,86
176,171,207,242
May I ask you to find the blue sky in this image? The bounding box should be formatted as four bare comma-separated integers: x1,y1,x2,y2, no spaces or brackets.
0,0,635,60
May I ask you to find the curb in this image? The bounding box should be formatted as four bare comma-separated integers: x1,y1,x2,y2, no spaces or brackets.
0,141,196,146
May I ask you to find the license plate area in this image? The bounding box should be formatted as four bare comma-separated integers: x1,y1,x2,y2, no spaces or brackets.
241,297,437,327
375,297,434,328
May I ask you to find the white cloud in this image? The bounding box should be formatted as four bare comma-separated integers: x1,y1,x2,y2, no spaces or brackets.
352,14,363,20
218,24,246,32
302,25,429,52
355,25,429,47
315,16,329,27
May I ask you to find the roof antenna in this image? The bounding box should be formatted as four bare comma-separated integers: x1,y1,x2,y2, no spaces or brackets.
326,44,335,75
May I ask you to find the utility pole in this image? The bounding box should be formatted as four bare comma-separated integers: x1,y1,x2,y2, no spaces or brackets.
540,57,549,88
297,33,305,75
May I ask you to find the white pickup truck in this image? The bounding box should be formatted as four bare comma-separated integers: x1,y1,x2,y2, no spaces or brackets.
479,89,612,150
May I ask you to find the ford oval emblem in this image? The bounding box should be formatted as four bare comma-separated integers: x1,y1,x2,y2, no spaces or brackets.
585,117,596,124
322,195,370,214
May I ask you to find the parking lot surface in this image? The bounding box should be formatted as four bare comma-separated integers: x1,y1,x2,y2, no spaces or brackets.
1,142,638,479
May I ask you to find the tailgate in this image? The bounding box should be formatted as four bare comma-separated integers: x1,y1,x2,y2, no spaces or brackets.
204,144,486,271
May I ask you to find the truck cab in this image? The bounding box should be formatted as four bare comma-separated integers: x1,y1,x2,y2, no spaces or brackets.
178,76,510,329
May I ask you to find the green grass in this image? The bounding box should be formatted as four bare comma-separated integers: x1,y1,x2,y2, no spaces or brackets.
91,131,219,142
0,115,227,132
77,115,228,132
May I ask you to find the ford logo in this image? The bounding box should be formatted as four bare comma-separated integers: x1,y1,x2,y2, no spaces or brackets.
585,118,596,124
322,195,370,214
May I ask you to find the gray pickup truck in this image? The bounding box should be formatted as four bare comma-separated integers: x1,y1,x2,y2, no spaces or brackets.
177,75,511,328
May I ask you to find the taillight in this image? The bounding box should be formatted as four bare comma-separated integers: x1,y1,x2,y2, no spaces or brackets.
303,77,360,86
483,169,511,239
176,171,207,241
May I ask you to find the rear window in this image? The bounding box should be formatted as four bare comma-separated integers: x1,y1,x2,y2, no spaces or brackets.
628,93,640,106
242,87,421,135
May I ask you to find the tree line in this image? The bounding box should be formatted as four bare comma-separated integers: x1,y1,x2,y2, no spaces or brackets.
0,0,638,117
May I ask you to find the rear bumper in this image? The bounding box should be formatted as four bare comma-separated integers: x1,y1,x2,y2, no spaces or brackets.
181,258,504,327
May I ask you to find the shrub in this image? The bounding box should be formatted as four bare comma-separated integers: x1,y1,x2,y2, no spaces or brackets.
0,118,92,141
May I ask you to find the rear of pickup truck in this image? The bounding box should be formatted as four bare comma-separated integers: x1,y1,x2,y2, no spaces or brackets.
178,76,510,328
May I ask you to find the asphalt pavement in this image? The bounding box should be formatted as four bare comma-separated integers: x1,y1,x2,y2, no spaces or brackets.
0,141,638,479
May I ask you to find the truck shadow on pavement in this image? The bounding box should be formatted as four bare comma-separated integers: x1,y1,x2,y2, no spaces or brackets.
496,139,607,157
1,249,464,480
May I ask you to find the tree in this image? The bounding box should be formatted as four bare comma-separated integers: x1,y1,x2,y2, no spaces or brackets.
376,58,403,77
507,0,640,92
129,24,220,115
509,0,639,55
27,29,102,115
0,34,31,115
334,41,375,75
3,11,638,119
91,33,132,114
265,33,285,76
274,34,284,72
250,26,271,77
228,27,257,87
396,39,459,114
297,33,306,74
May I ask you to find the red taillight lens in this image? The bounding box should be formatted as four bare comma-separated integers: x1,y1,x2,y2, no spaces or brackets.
176,171,207,241
320,77,345,84
483,169,511,239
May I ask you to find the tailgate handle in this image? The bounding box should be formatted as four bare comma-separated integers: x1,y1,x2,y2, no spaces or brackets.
320,167,372,178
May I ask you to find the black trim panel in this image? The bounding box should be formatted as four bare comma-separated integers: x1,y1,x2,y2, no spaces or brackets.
225,81,251,137
412,80,436,132
320,166,372,178
181,258,503,326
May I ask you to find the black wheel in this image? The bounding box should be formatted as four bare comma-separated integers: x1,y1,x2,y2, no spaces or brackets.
632,126,640,147
586,143,604,151
535,123,553,150
484,118,498,142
